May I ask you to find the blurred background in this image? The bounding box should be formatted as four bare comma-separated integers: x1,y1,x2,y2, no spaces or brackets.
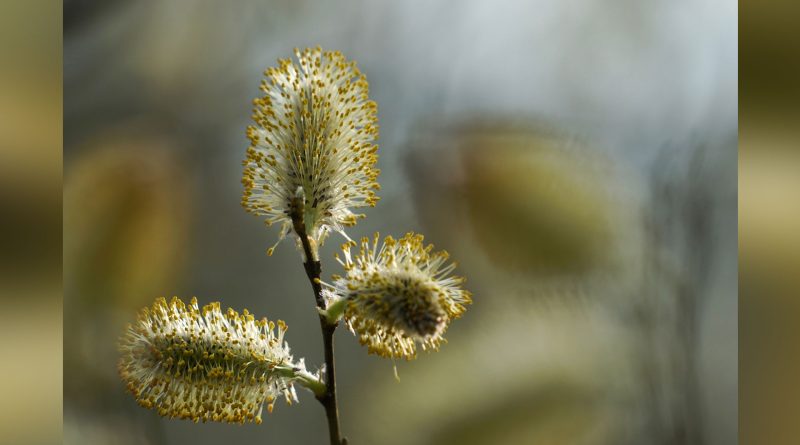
0,1,62,445
61,0,741,444
739,1,800,444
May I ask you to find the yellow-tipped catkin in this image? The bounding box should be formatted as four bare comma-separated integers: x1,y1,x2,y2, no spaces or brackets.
322,233,472,360
118,297,311,424
241,47,380,252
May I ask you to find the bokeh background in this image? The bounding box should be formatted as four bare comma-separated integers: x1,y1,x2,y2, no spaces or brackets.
60,1,737,444
0,2,62,445
739,1,800,444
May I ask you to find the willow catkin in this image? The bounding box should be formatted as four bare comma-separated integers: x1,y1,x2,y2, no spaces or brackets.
118,297,307,424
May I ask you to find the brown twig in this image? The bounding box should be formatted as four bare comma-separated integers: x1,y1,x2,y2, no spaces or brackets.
290,196,346,445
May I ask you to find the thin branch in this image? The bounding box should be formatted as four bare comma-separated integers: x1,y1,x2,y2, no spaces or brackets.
290,194,346,445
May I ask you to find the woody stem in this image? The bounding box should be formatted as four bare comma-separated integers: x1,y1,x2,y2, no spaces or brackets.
290,198,346,445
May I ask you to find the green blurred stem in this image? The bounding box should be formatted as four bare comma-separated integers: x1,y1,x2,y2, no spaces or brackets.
290,193,346,445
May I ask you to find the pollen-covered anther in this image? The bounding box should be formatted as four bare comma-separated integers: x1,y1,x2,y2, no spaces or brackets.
118,297,308,424
322,232,472,360
241,47,380,253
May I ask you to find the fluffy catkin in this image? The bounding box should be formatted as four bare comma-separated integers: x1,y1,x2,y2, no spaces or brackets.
119,297,306,424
